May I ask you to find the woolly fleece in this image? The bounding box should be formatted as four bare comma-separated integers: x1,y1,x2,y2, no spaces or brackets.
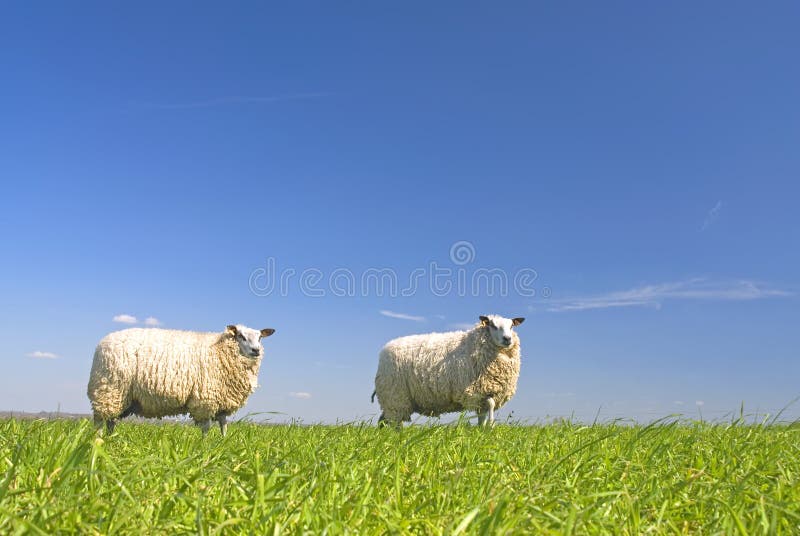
374,320,521,423
87,327,263,425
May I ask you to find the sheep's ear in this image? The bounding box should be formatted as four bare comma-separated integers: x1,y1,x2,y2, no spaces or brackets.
479,316,490,326
260,328,275,338
226,325,238,336
512,317,525,327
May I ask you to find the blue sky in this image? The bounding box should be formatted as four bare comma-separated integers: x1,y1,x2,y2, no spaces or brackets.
1,2,798,422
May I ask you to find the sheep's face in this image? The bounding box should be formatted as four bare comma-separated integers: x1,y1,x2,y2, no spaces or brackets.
226,324,276,359
480,315,524,348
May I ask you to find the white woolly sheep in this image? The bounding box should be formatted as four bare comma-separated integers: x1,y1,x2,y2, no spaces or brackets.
372,314,525,427
87,324,275,435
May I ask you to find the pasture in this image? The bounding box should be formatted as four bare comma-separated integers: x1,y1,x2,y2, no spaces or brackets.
0,418,798,534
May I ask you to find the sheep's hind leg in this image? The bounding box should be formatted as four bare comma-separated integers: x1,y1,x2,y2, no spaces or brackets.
378,410,406,430
377,413,402,429
106,419,117,434
377,413,396,429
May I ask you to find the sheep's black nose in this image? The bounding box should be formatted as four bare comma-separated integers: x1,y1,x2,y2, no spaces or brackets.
502,336,512,345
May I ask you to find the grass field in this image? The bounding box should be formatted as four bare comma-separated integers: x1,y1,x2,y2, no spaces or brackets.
0,418,798,534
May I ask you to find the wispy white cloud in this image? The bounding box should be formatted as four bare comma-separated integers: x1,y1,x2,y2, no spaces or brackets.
695,400,705,407
137,92,329,110
673,400,685,406
289,392,312,400
27,351,58,359
144,317,161,327
113,314,138,324
450,322,476,330
548,278,791,312
701,200,723,231
379,310,426,322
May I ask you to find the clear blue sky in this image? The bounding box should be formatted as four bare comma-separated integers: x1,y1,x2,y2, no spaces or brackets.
2,2,798,422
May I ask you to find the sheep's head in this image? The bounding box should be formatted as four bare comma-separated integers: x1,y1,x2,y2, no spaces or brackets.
479,315,524,348
226,324,275,359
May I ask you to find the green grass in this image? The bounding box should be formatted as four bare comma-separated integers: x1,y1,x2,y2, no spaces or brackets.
0,418,798,534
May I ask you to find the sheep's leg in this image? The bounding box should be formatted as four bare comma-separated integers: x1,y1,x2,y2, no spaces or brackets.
93,415,105,434
217,414,228,436
197,420,211,436
119,401,140,419
93,418,114,436
378,410,407,430
485,397,496,426
92,410,117,435
477,411,487,426
377,414,396,429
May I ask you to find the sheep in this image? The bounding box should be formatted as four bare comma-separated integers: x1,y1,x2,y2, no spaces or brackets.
372,314,524,427
87,324,275,435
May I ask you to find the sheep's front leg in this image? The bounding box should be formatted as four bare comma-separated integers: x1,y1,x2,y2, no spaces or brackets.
217,414,228,436
93,416,106,435
477,397,496,427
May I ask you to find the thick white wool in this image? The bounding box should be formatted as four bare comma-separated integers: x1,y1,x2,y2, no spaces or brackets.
373,318,522,423
87,327,264,425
